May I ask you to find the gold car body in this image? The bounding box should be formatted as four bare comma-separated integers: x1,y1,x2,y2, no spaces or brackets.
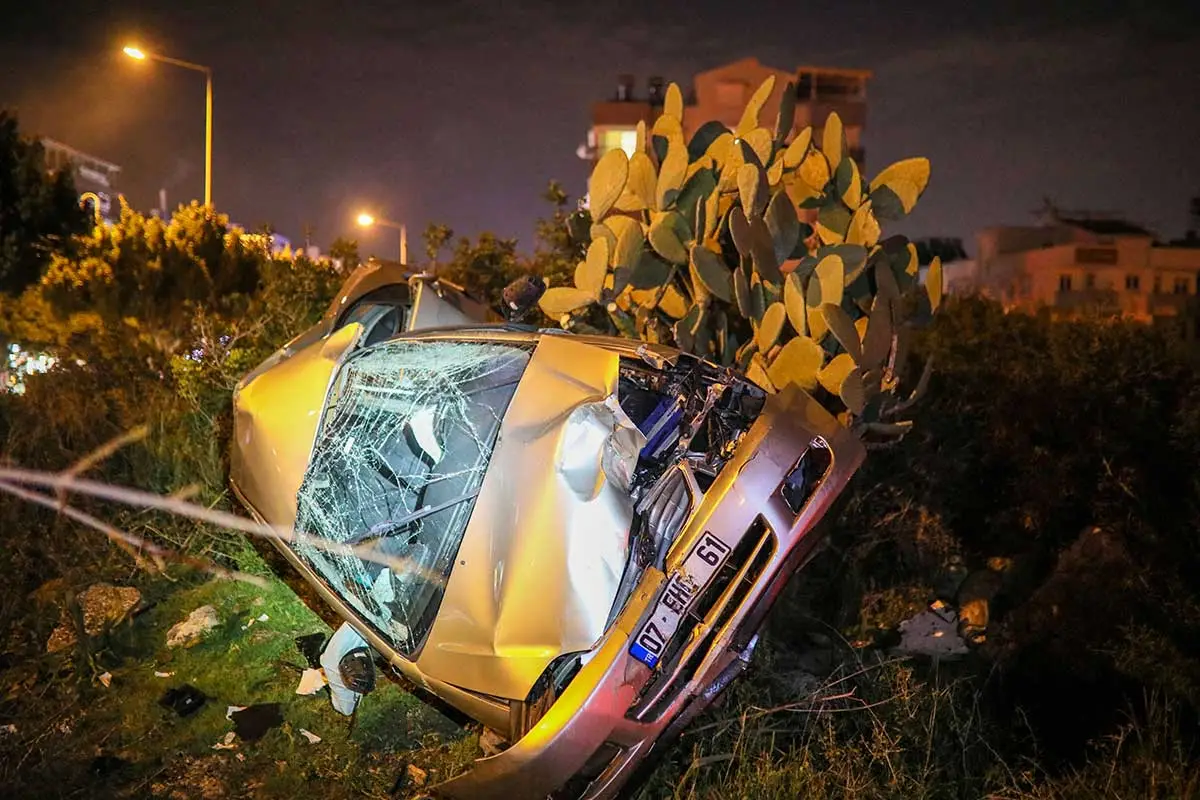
229,268,865,797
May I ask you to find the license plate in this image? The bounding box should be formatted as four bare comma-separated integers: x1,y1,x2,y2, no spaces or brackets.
629,532,732,668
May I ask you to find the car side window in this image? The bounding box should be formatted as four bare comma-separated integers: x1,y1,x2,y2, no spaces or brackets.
334,285,411,346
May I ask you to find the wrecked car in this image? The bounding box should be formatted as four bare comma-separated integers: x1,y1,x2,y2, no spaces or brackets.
229,262,864,799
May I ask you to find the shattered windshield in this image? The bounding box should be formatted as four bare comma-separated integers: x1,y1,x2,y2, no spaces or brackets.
292,338,532,656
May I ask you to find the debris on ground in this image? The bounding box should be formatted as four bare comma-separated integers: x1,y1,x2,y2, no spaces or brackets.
407,764,428,787
166,605,219,648
46,583,142,653
893,601,969,659
226,705,247,720
299,728,322,744
295,633,327,668
479,727,507,757
0,723,16,736
229,703,283,741
212,731,237,750
98,671,112,688
159,684,208,717
295,668,327,696
154,671,175,678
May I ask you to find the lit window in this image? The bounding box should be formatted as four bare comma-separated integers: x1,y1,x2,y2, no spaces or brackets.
598,128,638,158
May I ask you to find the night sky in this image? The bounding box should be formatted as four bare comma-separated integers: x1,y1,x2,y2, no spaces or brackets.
2,1,1197,257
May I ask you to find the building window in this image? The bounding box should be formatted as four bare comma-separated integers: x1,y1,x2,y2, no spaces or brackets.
1059,274,1073,292
1154,275,1162,294
1174,277,1190,295
1076,247,1118,264
1084,272,1096,289
598,128,638,158
1125,274,1140,291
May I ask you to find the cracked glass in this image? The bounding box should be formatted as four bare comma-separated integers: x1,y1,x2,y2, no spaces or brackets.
292,338,533,656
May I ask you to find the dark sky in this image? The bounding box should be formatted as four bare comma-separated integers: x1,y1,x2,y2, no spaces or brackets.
2,1,1197,257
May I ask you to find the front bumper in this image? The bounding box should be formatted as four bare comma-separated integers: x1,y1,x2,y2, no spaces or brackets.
434,386,865,799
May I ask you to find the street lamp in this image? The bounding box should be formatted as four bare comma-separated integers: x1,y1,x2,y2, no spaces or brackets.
123,44,213,207
356,212,408,266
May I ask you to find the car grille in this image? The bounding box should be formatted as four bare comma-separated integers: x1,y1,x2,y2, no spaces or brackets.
627,517,775,721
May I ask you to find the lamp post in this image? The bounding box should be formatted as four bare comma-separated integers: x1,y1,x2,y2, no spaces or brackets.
123,45,213,207
356,212,408,267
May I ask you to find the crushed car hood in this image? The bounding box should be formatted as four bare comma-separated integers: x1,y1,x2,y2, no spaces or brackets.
415,334,644,700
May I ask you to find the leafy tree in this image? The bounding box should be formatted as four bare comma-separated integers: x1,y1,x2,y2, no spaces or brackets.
0,110,87,295
328,235,361,272
434,231,525,309
528,180,587,290
422,223,454,270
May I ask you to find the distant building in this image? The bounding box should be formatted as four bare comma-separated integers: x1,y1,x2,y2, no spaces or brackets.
976,200,1200,329
40,138,121,222
580,57,869,167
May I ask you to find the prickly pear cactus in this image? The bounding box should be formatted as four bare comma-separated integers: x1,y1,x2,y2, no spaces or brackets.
539,76,941,444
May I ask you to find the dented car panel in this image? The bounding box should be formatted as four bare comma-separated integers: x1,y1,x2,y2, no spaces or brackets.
229,270,866,798
417,334,644,700
433,386,865,799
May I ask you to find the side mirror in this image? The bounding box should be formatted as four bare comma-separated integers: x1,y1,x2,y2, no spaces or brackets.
338,646,376,695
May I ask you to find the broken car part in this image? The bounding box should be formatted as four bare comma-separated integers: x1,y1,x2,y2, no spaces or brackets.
229,266,866,798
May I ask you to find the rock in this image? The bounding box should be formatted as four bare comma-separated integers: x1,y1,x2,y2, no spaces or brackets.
46,583,142,653
167,605,219,648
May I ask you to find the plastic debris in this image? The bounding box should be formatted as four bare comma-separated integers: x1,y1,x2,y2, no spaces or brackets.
0,724,16,736
295,633,326,668
166,605,219,648
226,705,247,720
299,728,322,744
98,672,112,688
212,731,238,750
257,613,269,622
229,703,283,742
158,685,208,717
295,668,327,696
154,671,174,678
893,603,969,659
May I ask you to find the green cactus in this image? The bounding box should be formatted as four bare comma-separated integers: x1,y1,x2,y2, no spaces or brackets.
539,76,939,443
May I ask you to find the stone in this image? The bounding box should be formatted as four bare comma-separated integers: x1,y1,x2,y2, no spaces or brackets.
46,583,142,653
166,605,220,648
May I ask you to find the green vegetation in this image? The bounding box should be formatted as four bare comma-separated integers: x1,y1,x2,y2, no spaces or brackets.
539,77,940,442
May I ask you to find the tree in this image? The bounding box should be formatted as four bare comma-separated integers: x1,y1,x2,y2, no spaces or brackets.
422,223,453,271
0,110,87,295
528,180,587,290
328,236,361,273
434,231,525,309
2,199,340,369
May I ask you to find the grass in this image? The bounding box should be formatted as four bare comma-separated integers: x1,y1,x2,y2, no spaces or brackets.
0,559,478,799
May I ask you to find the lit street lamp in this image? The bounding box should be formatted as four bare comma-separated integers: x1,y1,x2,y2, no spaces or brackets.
356,212,408,266
123,44,213,207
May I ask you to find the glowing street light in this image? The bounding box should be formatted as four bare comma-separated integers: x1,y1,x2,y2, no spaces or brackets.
123,43,213,206
356,211,408,266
